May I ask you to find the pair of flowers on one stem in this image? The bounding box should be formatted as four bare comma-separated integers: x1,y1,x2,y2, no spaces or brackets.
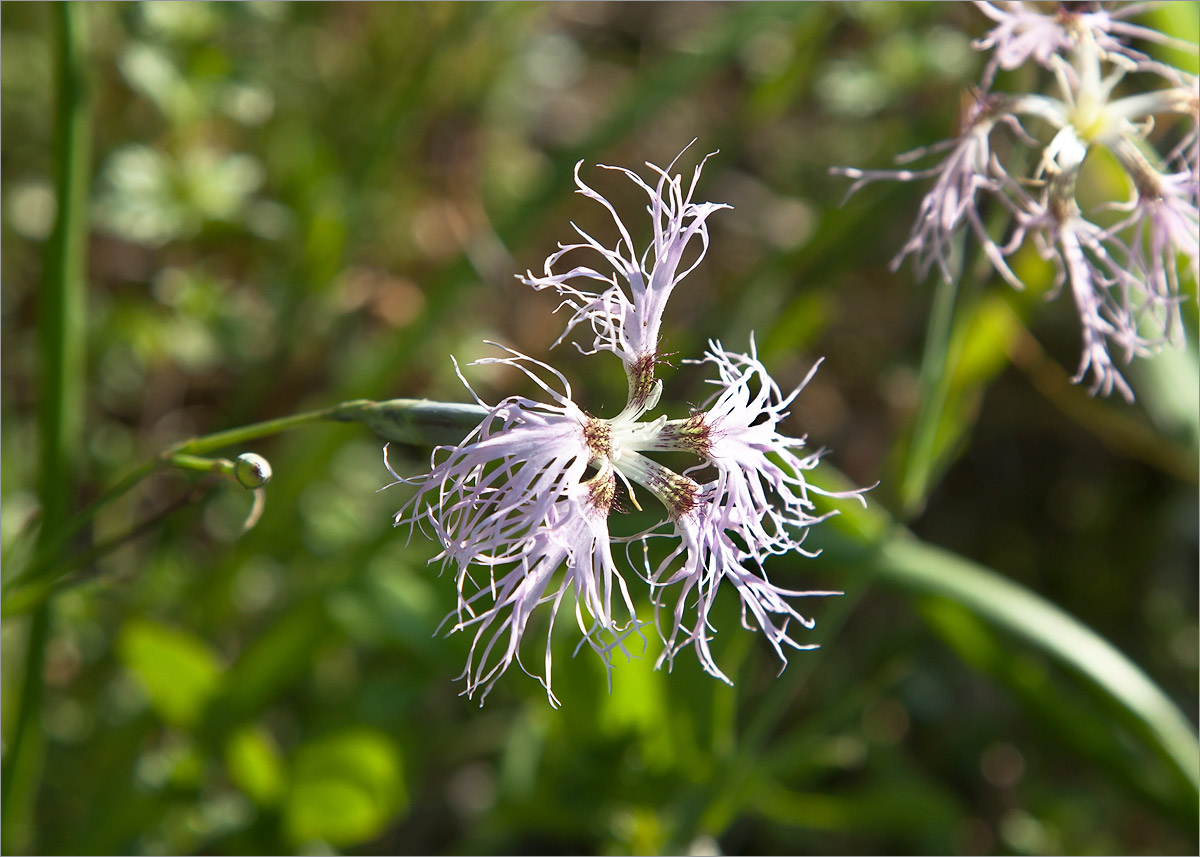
834,0,1198,401
390,153,865,706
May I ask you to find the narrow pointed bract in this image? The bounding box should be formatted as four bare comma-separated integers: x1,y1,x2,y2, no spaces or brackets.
393,151,865,705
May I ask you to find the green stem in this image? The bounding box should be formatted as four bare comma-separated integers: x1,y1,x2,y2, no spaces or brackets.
2,4,91,851
813,520,1199,819
685,469,1198,839
874,533,1200,800
1006,317,1199,481
165,453,235,476
898,258,963,518
0,609,51,852
2,405,364,597
0,460,156,593
1,405,369,593
896,154,1029,520
1,398,489,611
675,573,874,846
3,479,225,618
164,399,374,458
159,397,487,462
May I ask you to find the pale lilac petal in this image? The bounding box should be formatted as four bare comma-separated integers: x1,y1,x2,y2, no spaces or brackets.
449,477,641,706
642,339,866,682
518,150,731,392
649,486,839,684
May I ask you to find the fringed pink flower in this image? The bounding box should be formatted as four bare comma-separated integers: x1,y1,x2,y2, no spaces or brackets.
393,152,865,704
834,1,1198,402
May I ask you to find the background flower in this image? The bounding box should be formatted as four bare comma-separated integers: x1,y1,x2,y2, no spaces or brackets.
834,0,1198,400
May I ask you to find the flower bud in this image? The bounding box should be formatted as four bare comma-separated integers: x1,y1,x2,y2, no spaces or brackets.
234,452,272,489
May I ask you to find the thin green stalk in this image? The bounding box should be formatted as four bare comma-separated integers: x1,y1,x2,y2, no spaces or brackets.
898,255,964,518
897,146,1034,519
165,453,236,476
2,4,90,851
874,533,1200,802
0,460,156,594
165,399,373,458
1,398,487,612
811,515,1198,821
2,404,371,594
159,397,486,458
3,479,225,618
673,576,874,847
0,609,51,852
1006,318,1199,481
2,404,363,597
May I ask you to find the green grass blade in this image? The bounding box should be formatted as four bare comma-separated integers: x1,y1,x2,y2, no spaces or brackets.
1,4,92,852
896,262,963,517
872,532,1199,808
809,460,1197,824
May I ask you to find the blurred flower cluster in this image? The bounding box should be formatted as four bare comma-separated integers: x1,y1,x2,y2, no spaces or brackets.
391,153,865,705
836,0,1198,400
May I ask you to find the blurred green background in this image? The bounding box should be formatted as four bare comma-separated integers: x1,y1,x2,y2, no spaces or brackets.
2,2,1197,854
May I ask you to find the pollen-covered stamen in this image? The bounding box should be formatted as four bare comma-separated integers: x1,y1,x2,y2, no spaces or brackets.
625,352,659,412
583,466,617,516
611,450,699,520
583,415,613,463
637,412,712,456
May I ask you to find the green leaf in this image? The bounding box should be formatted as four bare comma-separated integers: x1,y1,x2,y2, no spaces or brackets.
811,486,1198,828
117,41,200,124
225,724,287,807
751,778,960,842
895,286,1022,517
920,597,1193,825
870,533,1200,816
284,728,407,848
215,598,332,724
117,618,224,729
